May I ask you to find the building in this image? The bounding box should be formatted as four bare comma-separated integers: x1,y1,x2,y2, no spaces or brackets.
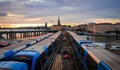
85,23,116,33
114,23,120,31
85,23,95,32
50,25,63,30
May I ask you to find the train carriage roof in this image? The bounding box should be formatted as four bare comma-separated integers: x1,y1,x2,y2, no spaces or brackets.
23,31,61,54
67,31,86,43
79,40,92,43
0,39,35,55
0,39,38,60
82,44,120,70
0,61,27,70
14,50,39,56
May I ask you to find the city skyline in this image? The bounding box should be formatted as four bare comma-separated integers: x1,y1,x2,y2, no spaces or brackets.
0,0,120,27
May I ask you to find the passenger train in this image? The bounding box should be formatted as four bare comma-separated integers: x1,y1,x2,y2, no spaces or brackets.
13,35,61,70
0,31,61,70
0,33,53,60
68,31,120,70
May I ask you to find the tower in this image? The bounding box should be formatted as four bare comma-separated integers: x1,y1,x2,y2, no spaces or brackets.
45,22,47,28
58,17,61,26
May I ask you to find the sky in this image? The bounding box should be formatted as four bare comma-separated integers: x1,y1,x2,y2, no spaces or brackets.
0,0,120,27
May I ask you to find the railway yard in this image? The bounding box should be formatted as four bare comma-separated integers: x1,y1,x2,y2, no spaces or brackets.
0,31,120,70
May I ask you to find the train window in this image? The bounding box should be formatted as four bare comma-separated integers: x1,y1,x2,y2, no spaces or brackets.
116,47,120,48
87,55,97,70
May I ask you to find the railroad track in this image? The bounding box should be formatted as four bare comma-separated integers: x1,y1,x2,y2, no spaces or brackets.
61,32,83,70
41,31,83,70
41,35,62,70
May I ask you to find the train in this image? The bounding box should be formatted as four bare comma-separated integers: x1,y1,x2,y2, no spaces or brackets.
0,31,61,70
67,31,120,70
0,33,53,60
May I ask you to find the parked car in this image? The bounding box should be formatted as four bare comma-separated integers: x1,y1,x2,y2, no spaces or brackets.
110,45,120,51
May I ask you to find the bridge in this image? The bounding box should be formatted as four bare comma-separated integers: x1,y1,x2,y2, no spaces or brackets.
0,28,57,39
0,30,120,70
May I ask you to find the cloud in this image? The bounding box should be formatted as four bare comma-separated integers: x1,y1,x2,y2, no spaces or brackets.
0,0,120,24
0,12,7,16
89,18,120,24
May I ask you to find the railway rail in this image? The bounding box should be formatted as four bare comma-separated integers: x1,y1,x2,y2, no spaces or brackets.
42,31,83,70
61,31,83,70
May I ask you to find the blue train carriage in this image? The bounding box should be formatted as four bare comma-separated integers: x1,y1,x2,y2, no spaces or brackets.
1,40,37,61
0,31,60,70
67,31,120,70
12,45,55,70
12,32,61,70
12,50,42,70
12,42,53,70
0,61,28,70
0,39,37,60
79,42,120,70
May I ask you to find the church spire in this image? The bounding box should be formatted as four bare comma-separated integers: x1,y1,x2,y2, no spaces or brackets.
45,22,47,28
58,17,61,26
